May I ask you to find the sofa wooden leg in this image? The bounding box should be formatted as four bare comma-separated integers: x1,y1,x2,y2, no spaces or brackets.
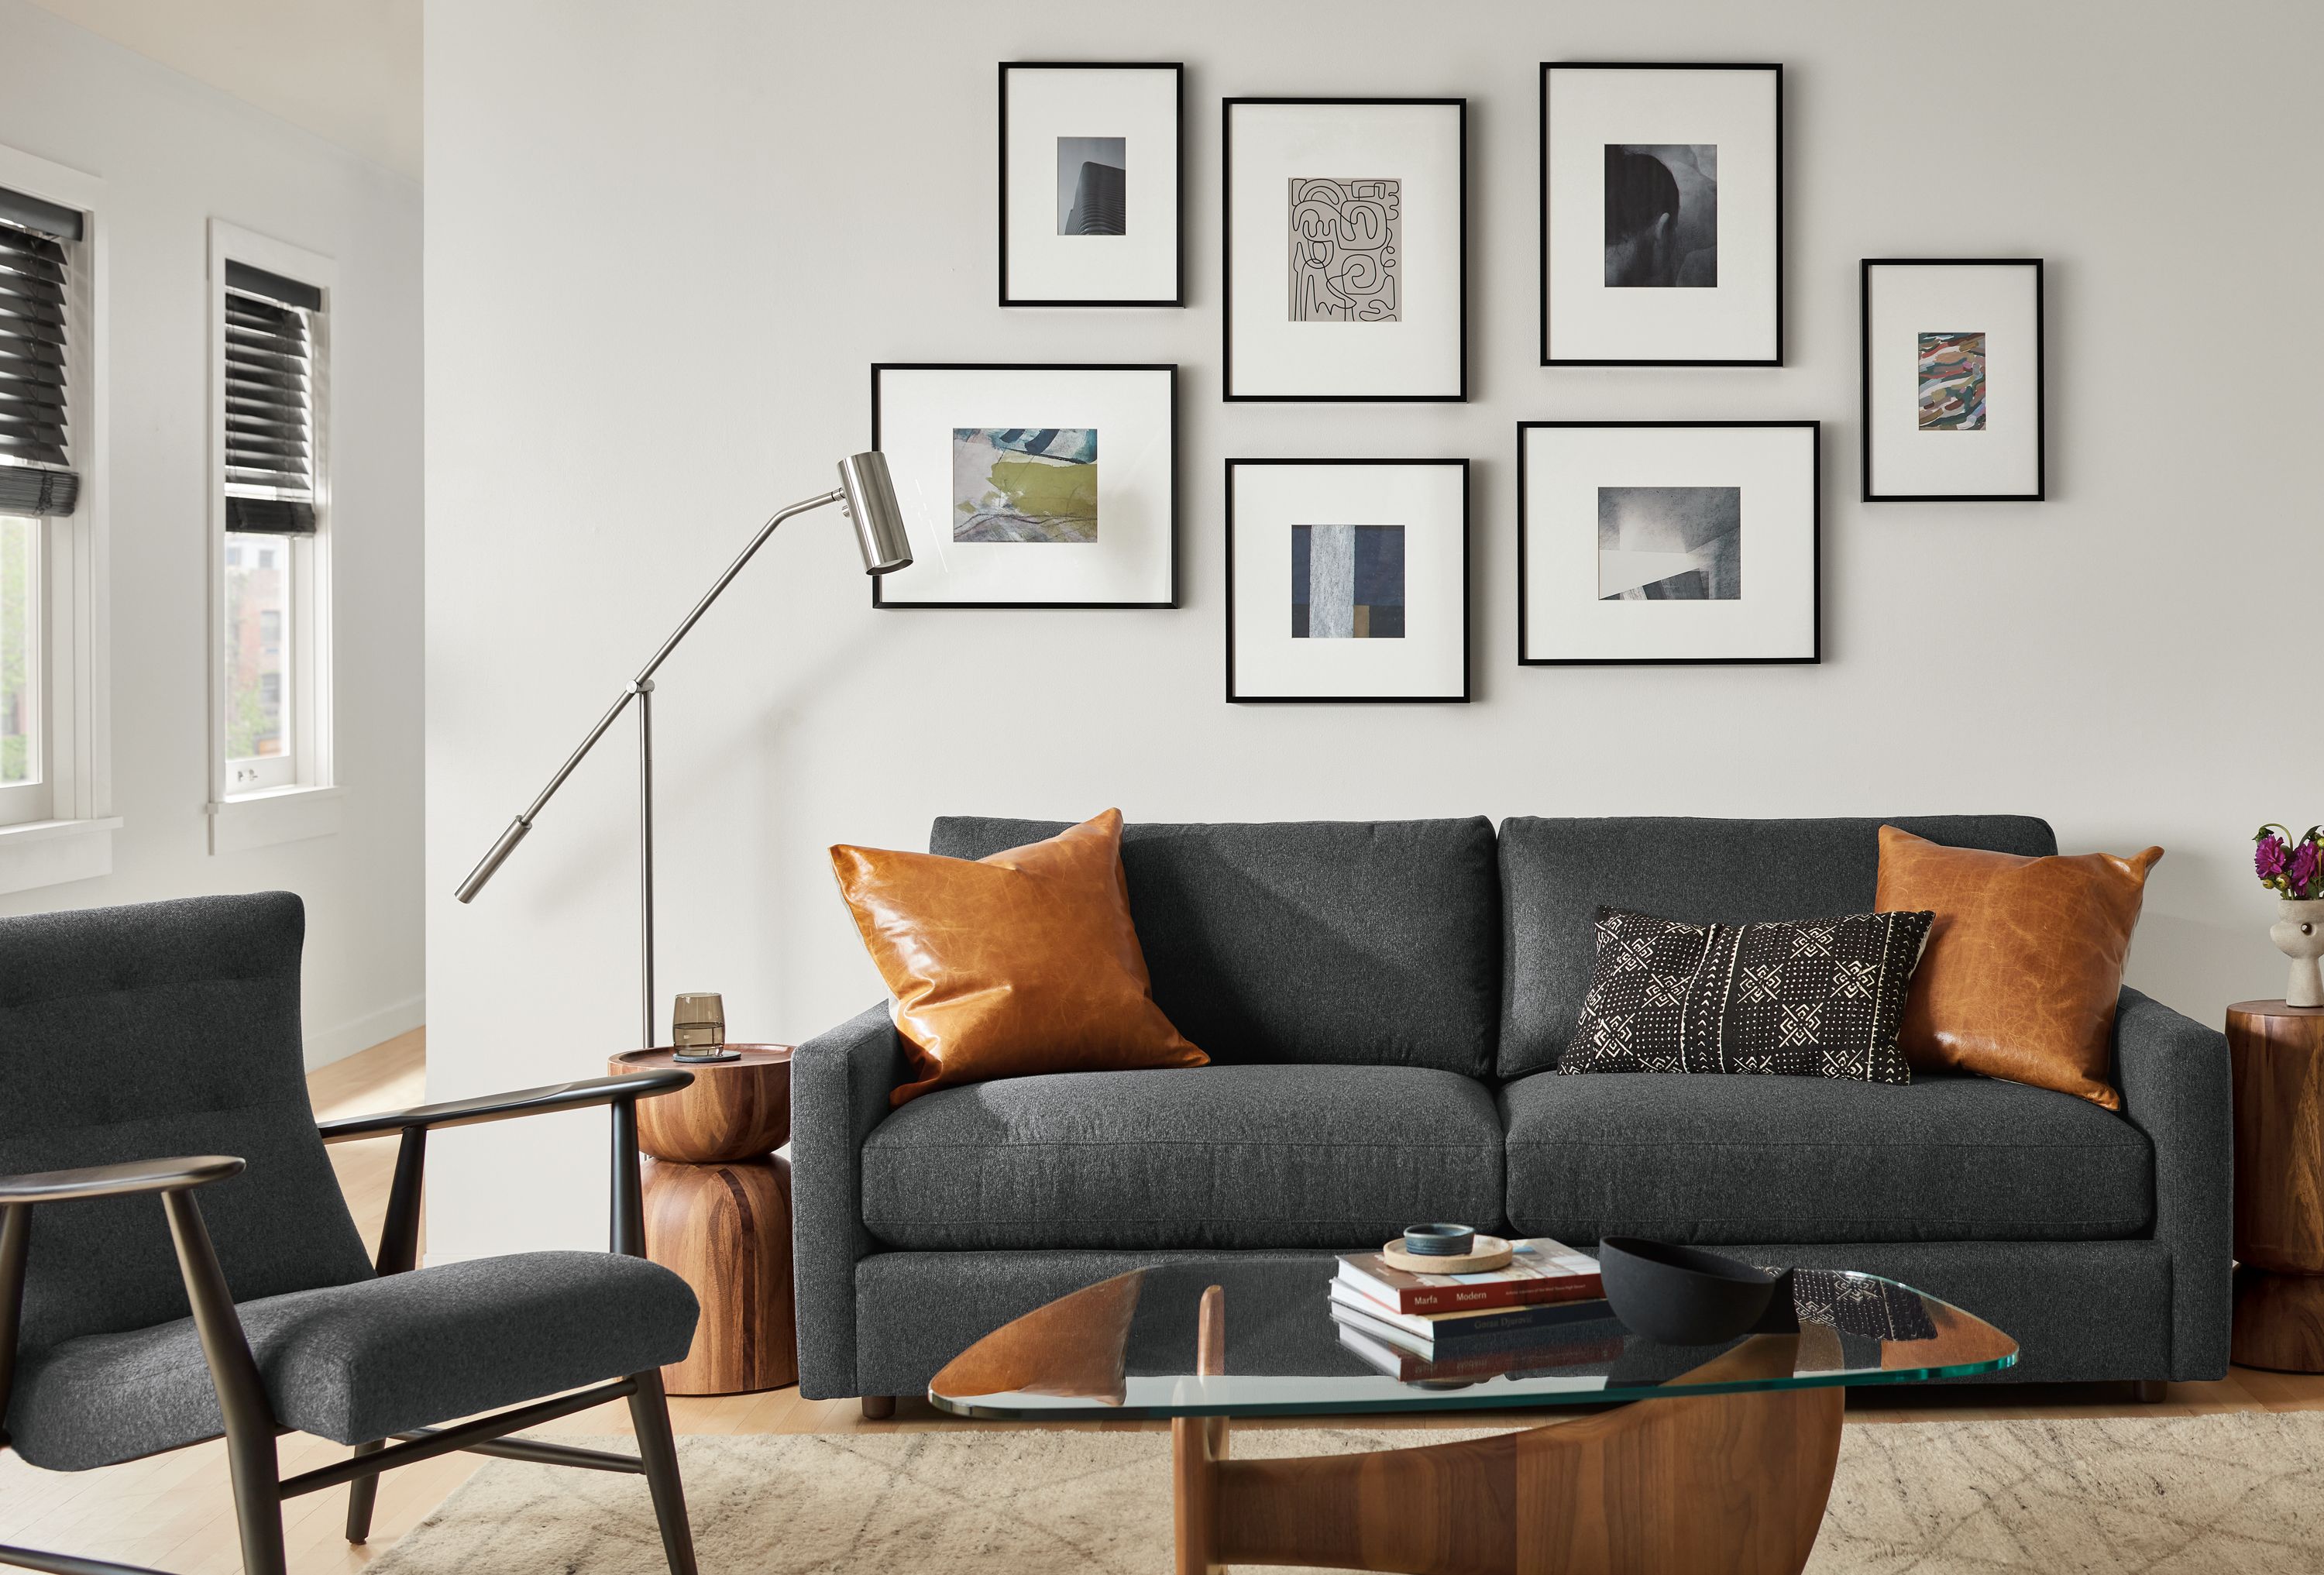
861,1394,895,1420
2133,1379,2167,1404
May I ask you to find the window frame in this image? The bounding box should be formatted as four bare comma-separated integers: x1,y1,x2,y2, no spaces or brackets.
0,143,114,894
206,220,338,852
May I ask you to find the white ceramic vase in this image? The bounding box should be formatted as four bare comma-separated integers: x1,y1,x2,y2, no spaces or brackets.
2275,897,2324,1009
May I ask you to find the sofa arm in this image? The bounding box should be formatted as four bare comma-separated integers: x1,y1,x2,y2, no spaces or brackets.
2113,985,2233,1381
790,1002,909,1399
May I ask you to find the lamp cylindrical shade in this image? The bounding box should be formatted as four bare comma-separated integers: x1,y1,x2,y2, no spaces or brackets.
837,452,913,575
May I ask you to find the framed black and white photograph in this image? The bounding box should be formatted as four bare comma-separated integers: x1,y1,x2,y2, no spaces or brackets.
1540,63,1781,366
1518,421,1818,664
871,363,1177,608
1226,458,1469,702
999,63,1182,308
1222,98,1466,401
1861,259,2044,502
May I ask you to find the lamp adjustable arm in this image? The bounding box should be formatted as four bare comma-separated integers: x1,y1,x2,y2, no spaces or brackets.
454,485,843,905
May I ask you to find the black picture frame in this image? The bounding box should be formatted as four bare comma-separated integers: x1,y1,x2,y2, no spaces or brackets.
870,361,1178,610
1221,97,1470,403
1515,420,1820,666
1538,62,1784,367
1224,456,1471,703
999,62,1184,308
1859,257,2046,503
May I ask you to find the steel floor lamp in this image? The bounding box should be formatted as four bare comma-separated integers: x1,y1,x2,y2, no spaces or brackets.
452,452,912,1050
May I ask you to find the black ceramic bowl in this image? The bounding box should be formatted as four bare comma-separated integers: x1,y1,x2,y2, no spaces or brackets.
1401,1223,1477,1257
1598,1237,1788,1346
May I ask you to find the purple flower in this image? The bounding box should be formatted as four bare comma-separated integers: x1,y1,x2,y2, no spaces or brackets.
2258,834,2291,880
2292,839,2322,896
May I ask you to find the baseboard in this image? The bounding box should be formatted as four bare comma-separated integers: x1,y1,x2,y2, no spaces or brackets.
305,992,425,1069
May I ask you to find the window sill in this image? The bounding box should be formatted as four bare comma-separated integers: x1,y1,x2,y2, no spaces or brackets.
208,783,344,855
0,816,124,896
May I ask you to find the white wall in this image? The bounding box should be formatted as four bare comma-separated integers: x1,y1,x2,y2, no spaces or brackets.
0,1,425,1066
424,0,2319,1260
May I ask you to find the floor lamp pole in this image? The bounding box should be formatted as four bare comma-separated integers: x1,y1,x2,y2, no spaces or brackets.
634,679,655,1050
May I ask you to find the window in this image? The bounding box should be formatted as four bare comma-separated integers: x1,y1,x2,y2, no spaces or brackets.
0,180,85,832
209,221,335,836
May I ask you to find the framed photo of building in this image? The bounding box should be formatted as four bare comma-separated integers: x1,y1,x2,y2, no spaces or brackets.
999,63,1183,308
1222,98,1467,401
1518,421,1818,665
1861,259,2044,502
871,363,1177,608
1226,458,1469,702
1540,63,1782,366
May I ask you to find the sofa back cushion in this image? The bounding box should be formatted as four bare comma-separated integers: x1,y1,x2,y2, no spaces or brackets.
930,817,1501,1076
1497,815,2057,1079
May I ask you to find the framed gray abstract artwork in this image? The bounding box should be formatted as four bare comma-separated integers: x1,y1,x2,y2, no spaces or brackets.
1222,98,1467,401
1226,457,1470,701
1541,64,1782,366
1518,421,1818,664
999,63,1183,307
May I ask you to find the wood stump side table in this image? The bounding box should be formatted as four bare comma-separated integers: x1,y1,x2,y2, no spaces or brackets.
608,1044,797,1394
2229,1000,2324,1372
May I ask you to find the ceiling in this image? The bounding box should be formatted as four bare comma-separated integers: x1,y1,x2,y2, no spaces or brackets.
26,0,421,181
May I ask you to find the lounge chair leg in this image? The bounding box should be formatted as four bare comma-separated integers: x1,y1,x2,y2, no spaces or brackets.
345,1439,387,1542
627,1370,699,1575
222,1419,287,1575
861,1394,894,1420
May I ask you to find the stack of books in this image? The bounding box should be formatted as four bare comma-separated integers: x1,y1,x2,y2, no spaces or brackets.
1330,1237,1619,1384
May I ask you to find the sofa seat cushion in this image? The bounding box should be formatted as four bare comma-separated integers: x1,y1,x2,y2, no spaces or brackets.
1501,1069,2152,1247
5,1251,700,1472
861,1064,1506,1251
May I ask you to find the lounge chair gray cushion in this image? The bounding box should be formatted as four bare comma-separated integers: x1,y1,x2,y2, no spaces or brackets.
861,1064,1506,1250
1501,1068,2153,1247
929,817,1501,1077
1497,815,2058,1078
6,1251,699,1472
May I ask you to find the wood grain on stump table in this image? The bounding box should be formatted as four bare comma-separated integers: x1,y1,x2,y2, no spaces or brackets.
609,1045,796,1395
2229,1001,2324,1372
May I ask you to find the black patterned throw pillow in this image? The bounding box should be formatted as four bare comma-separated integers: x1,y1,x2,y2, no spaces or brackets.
1561,906,1937,1083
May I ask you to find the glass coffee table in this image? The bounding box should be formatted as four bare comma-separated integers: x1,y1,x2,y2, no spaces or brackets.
930,1259,2016,1575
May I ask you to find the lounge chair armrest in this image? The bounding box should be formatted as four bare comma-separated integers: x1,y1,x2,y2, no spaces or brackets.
0,1154,246,1203
317,1070,692,1143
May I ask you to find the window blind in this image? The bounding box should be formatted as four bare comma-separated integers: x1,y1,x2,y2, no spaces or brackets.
0,184,82,519
223,260,320,535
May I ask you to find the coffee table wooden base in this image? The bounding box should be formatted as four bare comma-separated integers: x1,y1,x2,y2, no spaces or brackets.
1172,1289,1844,1575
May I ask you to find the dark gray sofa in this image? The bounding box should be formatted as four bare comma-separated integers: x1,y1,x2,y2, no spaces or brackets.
792,815,2232,1403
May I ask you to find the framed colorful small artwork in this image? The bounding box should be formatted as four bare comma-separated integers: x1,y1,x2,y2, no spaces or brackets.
1226,457,1469,701
1861,259,2045,502
871,363,1177,608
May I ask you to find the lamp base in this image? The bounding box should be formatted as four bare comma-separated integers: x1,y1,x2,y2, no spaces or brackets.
669,1047,744,1064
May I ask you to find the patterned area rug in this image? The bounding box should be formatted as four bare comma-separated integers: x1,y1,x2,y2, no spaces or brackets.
369,1413,2324,1573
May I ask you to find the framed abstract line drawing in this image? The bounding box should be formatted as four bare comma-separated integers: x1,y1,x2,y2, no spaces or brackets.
1518,421,1818,665
1222,98,1467,401
999,63,1183,307
1226,458,1470,701
1861,259,2045,502
1540,63,1782,366
871,363,1177,608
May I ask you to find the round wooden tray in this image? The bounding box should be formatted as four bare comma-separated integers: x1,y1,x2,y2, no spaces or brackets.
1380,1234,1514,1275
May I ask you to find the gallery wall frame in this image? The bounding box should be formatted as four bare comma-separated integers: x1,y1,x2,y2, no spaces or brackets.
1222,97,1469,401
1225,457,1471,703
870,362,1178,609
1517,420,1820,665
999,62,1184,308
1539,62,1783,366
1860,257,2045,503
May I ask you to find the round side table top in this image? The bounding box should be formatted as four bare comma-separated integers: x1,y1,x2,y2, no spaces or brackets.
610,1044,794,1162
2230,1001,2324,1023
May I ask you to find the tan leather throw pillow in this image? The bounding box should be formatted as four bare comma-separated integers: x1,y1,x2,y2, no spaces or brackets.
1875,824,2162,1109
830,809,1205,1108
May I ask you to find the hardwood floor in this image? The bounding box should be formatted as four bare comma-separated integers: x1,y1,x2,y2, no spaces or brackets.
4,1028,2322,1571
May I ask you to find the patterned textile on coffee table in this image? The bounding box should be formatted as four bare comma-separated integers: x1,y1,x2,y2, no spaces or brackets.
1561,906,1936,1083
